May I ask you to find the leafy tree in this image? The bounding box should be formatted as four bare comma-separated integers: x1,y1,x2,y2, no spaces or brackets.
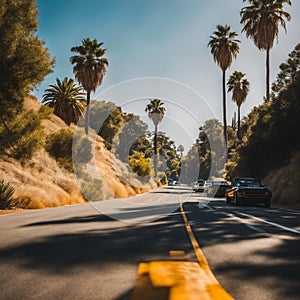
145,99,165,177
88,101,126,150
180,144,201,184
240,0,291,100
226,68,300,180
42,77,86,125
130,134,153,159
198,119,227,179
0,0,54,121
70,38,108,135
272,43,300,95
227,71,250,139
208,25,240,147
156,132,181,180
0,107,49,161
181,119,229,183
114,115,148,162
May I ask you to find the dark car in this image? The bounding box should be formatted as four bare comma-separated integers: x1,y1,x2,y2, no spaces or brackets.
226,177,272,207
206,180,230,197
193,179,205,192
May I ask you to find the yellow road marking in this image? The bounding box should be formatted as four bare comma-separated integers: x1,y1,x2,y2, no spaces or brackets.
131,195,234,300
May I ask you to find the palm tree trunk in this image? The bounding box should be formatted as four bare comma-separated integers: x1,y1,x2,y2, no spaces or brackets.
237,105,241,139
266,49,270,100
85,91,90,135
154,124,158,178
222,70,228,147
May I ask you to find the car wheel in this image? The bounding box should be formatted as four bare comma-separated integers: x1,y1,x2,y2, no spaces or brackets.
226,194,231,204
234,193,240,206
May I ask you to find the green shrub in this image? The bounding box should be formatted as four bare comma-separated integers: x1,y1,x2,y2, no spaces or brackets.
0,110,46,161
72,132,93,164
129,151,152,177
73,166,103,201
0,180,19,210
45,129,92,171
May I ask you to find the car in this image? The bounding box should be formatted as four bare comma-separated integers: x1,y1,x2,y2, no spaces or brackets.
168,178,174,186
193,179,205,192
173,180,181,185
206,180,230,197
225,177,272,207
204,180,213,189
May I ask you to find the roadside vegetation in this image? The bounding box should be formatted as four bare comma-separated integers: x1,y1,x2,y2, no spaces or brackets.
0,0,298,209
0,180,19,210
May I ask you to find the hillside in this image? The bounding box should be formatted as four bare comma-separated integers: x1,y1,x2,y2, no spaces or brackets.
0,96,156,211
263,151,300,209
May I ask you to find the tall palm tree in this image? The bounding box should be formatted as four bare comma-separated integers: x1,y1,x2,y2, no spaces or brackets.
70,38,108,134
208,25,240,147
145,99,165,178
42,77,86,125
227,71,250,139
240,0,291,100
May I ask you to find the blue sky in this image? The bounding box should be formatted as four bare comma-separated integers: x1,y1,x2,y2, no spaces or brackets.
34,0,300,151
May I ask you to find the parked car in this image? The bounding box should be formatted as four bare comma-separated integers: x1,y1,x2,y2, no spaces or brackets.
206,180,230,197
192,179,205,192
225,177,272,207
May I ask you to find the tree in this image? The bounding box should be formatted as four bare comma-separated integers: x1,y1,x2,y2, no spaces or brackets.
272,43,300,95
227,71,250,139
145,99,165,177
115,115,148,162
208,25,240,147
0,107,49,161
177,145,184,158
240,0,291,100
198,119,227,179
156,132,181,180
0,0,54,121
70,38,108,134
42,77,86,125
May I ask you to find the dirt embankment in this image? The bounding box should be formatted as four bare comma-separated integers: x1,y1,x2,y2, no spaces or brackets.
263,151,300,210
0,95,156,211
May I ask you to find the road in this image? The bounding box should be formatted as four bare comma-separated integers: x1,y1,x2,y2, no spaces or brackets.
0,185,300,299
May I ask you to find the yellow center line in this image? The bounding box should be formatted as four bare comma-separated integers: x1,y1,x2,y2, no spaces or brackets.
131,193,234,300
178,194,234,299
179,194,210,268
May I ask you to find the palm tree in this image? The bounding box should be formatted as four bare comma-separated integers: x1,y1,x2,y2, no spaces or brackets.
208,25,240,147
145,99,165,178
70,38,108,134
227,71,250,139
240,0,291,100
42,77,86,125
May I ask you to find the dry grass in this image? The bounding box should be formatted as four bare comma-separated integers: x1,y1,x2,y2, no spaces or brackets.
0,95,156,210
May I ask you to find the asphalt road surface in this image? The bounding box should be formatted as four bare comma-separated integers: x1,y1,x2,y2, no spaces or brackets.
1,185,300,299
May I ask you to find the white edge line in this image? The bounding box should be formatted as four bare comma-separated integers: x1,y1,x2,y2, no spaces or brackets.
237,212,300,235
207,205,266,233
